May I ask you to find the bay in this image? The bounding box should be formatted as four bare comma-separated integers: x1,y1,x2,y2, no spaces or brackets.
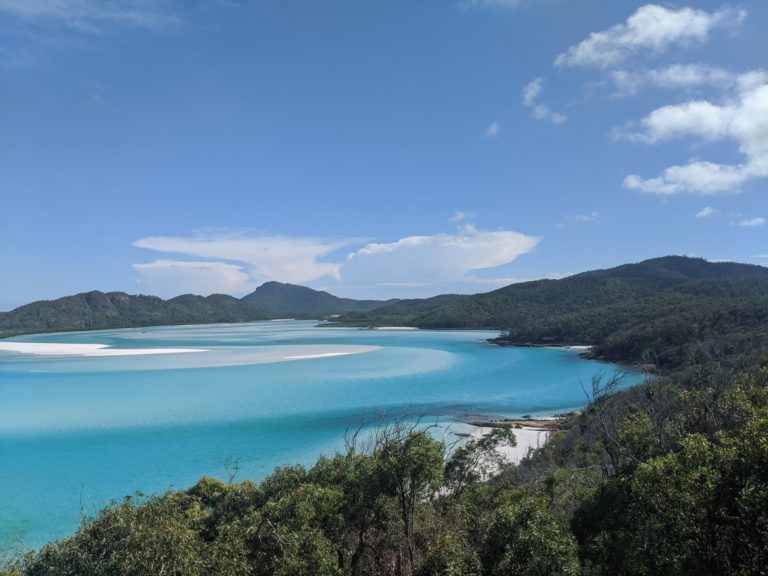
0,320,639,548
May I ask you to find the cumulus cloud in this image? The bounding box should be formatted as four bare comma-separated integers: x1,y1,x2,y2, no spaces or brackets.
343,224,540,290
132,260,253,298
695,206,716,219
737,217,766,227
134,232,355,288
521,77,567,124
0,0,181,31
621,74,768,194
555,4,746,69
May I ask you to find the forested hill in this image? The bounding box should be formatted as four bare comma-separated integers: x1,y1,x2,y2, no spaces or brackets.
4,257,767,355
338,256,768,367
240,281,398,317
0,291,268,333
0,283,398,335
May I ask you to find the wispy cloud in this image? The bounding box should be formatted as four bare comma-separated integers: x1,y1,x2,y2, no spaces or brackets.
559,212,600,227
737,217,766,227
450,210,477,223
521,77,567,124
695,206,716,219
133,225,541,299
0,0,182,32
610,64,736,97
571,211,600,223
484,122,500,138
620,72,768,195
134,232,356,289
555,4,746,69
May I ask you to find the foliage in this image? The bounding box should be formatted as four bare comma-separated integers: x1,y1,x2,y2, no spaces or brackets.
339,256,768,369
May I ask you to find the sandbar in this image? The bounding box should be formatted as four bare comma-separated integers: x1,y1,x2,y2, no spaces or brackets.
284,352,365,360
0,342,207,357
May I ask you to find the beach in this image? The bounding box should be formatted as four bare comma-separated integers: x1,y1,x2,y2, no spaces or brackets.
469,425,553,464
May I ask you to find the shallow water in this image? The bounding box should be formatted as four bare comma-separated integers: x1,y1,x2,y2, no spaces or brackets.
0,321,640,548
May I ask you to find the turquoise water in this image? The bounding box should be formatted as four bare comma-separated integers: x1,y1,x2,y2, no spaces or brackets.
0,321,639,548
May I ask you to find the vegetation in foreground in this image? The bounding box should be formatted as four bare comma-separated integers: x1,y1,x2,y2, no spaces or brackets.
3,347,767,576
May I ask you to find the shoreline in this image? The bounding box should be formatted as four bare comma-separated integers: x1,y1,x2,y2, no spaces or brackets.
464,414,571,432
469,425,553,464
456,414,574,465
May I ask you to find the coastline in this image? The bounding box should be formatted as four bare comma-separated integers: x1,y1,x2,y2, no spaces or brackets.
458,414,573,465
470,425,553,464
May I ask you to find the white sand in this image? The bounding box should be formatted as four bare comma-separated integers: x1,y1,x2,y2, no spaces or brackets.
0,342,381,366
284,351,364,360
371,326,418,330
0,342,207,357
470,426,551,464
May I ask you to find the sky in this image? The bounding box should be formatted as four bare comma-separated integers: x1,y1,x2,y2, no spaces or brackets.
1,0,767,309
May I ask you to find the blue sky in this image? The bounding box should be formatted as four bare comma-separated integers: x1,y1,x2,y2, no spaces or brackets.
1,0,767,309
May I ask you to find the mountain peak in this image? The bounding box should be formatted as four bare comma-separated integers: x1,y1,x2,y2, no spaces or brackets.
241,282,396,317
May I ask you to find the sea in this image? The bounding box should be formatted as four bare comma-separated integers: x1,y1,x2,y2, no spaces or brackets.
0,320,641,549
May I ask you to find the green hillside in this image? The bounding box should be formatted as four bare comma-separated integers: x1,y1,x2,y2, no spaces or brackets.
240,281,398,317
339,256,768,368
0,291,267,334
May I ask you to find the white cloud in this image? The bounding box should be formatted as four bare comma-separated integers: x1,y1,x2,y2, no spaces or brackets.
132,260,254,298
737,217,766,227
621,75,768,194
611,64,736,97
522,77,567,124
695,206,716,219
132,227,542,299
134,232,355,286
522,77,543,107
450,210,477,222
484,122,500,137
555,4,746,69
560,212,600,227
343,225,540,290
0,0,181,31
572,211,600,223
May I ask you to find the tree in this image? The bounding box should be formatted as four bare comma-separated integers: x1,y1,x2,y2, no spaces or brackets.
374,424,445,571
481,497,579,576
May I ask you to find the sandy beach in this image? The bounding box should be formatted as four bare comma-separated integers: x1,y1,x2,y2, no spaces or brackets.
469,425,553,464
